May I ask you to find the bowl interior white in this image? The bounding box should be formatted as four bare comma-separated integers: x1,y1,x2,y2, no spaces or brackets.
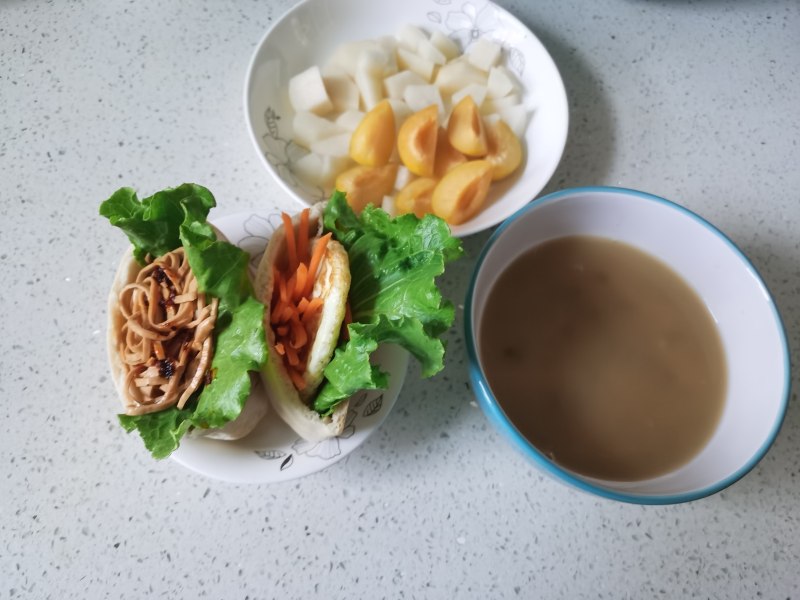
470,188,789,497
244,0,568,237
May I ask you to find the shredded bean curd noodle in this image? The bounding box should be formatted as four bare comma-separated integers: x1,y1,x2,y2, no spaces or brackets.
117,248,218,415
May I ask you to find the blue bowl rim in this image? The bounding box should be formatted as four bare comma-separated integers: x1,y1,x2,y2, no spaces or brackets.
464,185,792,505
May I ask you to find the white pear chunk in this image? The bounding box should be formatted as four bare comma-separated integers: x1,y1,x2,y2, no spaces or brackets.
451,83,488,109
322,66,360,112
335,109,366,132
396,24,428,51
434,59,487,96
293,152,351,188
396,47,436,82
416,39,447,65
292,112,344,149
384,70,428,99
327,40,382,77
355,49,390,109
466,38,503,72
486,65,520,99
393,165,415,191
385,98,412,128
403,84,445,116
482,93,521,115
310,132,352,157
430,31,461,61
288,65,333,115
496,104,529,138
381,195,397,217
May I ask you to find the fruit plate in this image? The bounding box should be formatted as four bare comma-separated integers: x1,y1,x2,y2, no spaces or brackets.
170,211,410,484
244,0,568,237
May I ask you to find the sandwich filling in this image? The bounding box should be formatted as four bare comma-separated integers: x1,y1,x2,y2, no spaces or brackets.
117,247,218,415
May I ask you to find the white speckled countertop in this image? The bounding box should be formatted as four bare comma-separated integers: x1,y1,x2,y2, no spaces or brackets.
2,0,799,598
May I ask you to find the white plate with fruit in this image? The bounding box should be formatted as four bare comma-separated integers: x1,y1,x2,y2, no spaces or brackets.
244,0,568,236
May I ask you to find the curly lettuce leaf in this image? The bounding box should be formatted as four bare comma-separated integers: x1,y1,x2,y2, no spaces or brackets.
101,184,266,459
314,191,463,415
99,184,215,264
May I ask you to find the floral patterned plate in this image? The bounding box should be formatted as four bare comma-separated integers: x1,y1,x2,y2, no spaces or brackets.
171,211,410,484
244,0,569,237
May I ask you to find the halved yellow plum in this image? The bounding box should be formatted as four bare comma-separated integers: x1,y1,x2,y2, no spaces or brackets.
395,177,438,218
397,104,439,177
431,160,493,225
433,127,468,178
335,163,398,213
446,96,488,157
349,99,396,167
484,118,522,181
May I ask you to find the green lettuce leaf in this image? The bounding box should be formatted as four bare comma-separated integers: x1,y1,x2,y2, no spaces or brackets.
101,184,266,459
314,191,463,415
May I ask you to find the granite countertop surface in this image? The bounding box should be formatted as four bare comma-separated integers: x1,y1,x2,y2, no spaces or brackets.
2,0,799,598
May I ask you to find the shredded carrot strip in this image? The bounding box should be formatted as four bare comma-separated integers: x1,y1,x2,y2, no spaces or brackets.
297,209,310,264
263,211,335,392
288,368,306,391
304,232,332,298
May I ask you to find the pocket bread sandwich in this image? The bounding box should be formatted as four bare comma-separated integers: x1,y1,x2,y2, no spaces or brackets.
254,191,463,442
102,184,268,459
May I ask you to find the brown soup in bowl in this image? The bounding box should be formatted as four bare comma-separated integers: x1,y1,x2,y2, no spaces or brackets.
480,235,727,481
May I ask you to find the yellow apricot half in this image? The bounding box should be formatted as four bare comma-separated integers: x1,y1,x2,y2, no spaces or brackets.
484,118,522,181
395,177,438,218
335,163,398,213
349,100,396,167
397,104,439,177
433,127,468,178
447,96,488,157
431,160,493,225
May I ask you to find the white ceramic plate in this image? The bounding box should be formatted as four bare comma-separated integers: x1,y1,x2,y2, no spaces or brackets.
244,0,569,237
171,211,410,484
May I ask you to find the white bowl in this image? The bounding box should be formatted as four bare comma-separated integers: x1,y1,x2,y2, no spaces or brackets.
465,187,790,503
244,0,568,237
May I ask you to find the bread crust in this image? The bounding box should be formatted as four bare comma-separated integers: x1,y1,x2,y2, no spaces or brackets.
106,235,268,441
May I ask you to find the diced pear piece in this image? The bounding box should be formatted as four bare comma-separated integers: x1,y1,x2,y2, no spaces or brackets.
335,109,366,132
431,160,493,225
328,40,383,77
292,112,345,149
466,38,502,72
484,119,522,180
434,127,468,178
384,70,428,99
397,47,436,82
294,152,351,188
335,164,398,213
403,84,444,116
396,177,437,218
451,83,488,109
397,104,439,177
393,164,415,191
481,93,521,115
430,31,461,61
416,39,447,65
382,195,397,218
386,98,412,128
396,24,428,51
350,99,396,167
289,65,333,115
434,59,488,96
355,49,391,109
322,66,360,112
310,132,353,157
496,104,529,138
486,66,520,99
447,95,488,157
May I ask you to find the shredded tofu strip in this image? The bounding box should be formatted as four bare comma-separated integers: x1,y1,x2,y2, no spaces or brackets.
117,248,218,415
